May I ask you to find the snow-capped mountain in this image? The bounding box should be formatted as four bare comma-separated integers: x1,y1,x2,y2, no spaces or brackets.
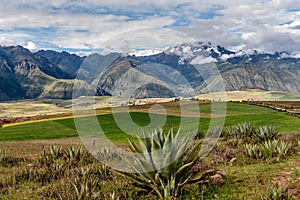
0,42,300,101
166,42,235,64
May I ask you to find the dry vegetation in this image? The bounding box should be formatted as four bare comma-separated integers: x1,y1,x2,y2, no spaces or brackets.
0,124,299,199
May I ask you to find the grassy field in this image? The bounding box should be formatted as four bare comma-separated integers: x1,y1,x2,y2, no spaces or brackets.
0,102,299,142
0,101,300,199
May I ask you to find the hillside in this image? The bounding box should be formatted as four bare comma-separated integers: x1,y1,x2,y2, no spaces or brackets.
0,46,92,100
0,42,299,101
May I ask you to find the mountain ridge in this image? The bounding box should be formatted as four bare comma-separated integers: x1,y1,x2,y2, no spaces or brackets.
0,43,299,101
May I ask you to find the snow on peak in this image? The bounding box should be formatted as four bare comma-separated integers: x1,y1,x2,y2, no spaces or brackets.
128,49,163,57
166,42,230,64
190,55,217,65
279,51,300,59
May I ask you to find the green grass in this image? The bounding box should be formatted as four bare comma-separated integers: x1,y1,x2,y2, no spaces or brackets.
181,102,300,132
0,102,299,142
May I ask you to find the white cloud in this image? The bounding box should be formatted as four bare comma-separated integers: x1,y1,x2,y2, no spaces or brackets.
0,0,299,54
241,32,256,40
0,36,16,46
24,41,38,52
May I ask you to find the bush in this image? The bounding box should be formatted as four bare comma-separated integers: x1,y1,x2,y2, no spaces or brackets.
193,129,205,140
257,126,278,142
46,166,109,199
223,122,257,146
0,149,24,167
244,140,293,160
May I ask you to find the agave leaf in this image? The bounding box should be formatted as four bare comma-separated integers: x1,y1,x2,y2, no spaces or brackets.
189,169,217,183
184,142,201,163
173,128,181,145
135,156,152,171
137,137,153,164
152,129,159,144
141,131,152,153
152,137,161,150
115,170,154,189
128,139,143,154
158,129,165,147
162,149,176,178
164,128,173,145
174,136,189,161
151,149,163,170
175,162,194,177
163,149,174,167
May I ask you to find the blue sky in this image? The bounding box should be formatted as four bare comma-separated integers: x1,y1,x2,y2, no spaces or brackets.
0,0,299,55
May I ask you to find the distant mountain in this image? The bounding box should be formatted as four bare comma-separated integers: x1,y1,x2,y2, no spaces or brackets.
77,52,121,83
37,50,85,77
0,42,299,101
94,58,176,98
0,45,92,101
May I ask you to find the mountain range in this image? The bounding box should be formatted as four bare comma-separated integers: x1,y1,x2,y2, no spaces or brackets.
0,42,299,101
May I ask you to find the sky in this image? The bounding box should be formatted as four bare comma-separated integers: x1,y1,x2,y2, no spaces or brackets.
0,0,299,55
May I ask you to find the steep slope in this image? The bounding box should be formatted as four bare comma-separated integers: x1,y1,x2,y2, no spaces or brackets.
37,50,84,77
220,64,300,94
3,46,71,79
95,58,176,98
0,43,300,101
0,46,91,101
0,51,25,100
77,53,121,83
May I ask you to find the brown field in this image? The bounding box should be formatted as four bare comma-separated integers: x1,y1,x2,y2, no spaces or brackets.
0,137,82,157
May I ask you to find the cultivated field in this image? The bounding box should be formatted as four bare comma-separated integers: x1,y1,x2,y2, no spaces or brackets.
0,101,299,199
196,90,300,102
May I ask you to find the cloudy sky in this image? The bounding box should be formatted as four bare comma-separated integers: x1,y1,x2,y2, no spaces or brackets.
0,0,299,54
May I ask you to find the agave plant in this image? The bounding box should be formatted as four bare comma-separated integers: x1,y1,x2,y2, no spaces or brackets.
257,126,278,143
224,122,257,145
223,126,239,139
193,129,205,140
262,139,279,150
235,122,257,140
97,147,121,162
65,146,84,162
259,140,278,159
53,167,101,200
39,146,63,167
276,141,292,158
244,143,261,159
0,149,23,167
0,149,7,162
116,128,219,199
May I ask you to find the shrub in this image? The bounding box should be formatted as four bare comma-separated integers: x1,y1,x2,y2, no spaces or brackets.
116,128,221,199
97,147,121,163
193,129,205,140
235,122,257,140
257,126,278,142
276,141,292,158
224,122,257,145
48,167,102,199
0,149,24,167
244,143,261,159
244,140,293,160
